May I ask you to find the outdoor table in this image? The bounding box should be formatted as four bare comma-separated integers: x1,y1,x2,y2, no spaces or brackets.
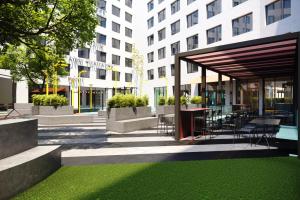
180,108,210,139
249,118,281,147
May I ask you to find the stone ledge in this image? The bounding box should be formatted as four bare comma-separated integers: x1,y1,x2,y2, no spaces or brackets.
106,117,157,133
35,115,94,125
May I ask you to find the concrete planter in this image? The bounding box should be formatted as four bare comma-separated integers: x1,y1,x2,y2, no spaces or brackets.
32,106,73,116
156,105,175,115
187,104,202,109
107,106,152,121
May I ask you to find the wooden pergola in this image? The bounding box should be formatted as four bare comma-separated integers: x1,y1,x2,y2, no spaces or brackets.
174,32,300,157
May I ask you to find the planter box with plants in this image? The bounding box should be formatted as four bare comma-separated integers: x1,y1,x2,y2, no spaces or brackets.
106,94,157,133
32,94,73,115
156,96,175,115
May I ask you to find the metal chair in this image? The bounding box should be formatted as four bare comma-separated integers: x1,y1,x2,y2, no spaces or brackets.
157,114,167,134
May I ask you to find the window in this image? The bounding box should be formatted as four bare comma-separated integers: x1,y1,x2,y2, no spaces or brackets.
78,48,90,59
112,22,120,33
125,12,132,23
148,0,154,12
96,33,106,45
158,28,166,41
147,17,154,29
233,0,247,7
187,63,198,73
112,5,120,17
97,0,106,10
125,0,132,8
171,64,175,76
158,66,166,78
98,16,106,28
158,47,166,60
158,9,166,22
159,0,165,4
187,10,198,28
125,27,132,38
112,54,120,65
96,69,106,80
112,71,120,81
112,38,120,49
125,73,132,82
78,66,90,78
171,20,180,35
125,42,132,52
186,34,198,50
171,0,180,14
148,34,154,46
207,25,222,44
171,41,180,55
207,0,221,18
147,52,154,63
125,58,133,67
148,69,154,80
96,51,106,62
266,0,291,25
232,13,252,36
187,0,196,5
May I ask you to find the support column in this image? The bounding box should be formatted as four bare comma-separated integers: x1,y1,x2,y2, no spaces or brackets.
297,34,300,158
175,56,181,140
201,67,207,107
217,73,222,105
233,79,237,105
259,79,265,116
229,78,233,105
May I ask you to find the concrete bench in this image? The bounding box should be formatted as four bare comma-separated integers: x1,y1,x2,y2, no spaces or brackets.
35,114,94,125
106,117,157,133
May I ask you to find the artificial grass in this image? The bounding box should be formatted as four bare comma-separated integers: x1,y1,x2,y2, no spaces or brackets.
14,157,300,200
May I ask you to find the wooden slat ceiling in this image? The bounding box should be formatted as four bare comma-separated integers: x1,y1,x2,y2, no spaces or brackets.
185,39,297,79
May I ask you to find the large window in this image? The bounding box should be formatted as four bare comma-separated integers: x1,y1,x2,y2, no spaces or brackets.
266,0,291,25
171,20,180,35
148,69,154,80
232,13,252,36
125,0,132,8
78,66,90,78
171,0,180,14
96,33,106,45
112,5,120,17
78,48,90,59
96,69,106,80
233,0,247,7
171,41,180,55
125,42,132,52
158,66,166,78
125,12,132,23
112,38,120,49
158,9,166,23
125,58,132,68
187,34,198,50
125,27,132,38
125,73,132,82
112,71,120,81
171,64,175,76
158,47,166,60
148,0,154,12
187,10,198,28
187,0,196,5
147,17,154,29
112,54,120,65
158,28,166,41
148,34,154,46
112,22,120,33
97,0,106,10
96,51,106,62
148,52,154,63
98,16,106,28
207,25,222,44
187,63,198,73
207,0,221,18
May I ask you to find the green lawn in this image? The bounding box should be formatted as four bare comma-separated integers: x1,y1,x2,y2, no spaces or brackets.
14,157,300,200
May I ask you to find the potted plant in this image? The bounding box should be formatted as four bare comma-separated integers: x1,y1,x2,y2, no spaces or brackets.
180,96,188,109
32,94,72,115
156,96,175,115
190,96,202,108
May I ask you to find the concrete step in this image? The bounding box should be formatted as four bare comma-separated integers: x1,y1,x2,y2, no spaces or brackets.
0,146,61,200
38,123,106,128
62,143,285,165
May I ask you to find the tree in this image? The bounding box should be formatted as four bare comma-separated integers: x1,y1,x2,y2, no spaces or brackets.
132,46,144,96
0,0,98,53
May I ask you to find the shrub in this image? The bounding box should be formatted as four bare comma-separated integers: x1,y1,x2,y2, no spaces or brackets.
142,95,149,106
135,97,144,107
180,96,188,105
191,96,202,105
158,96,166,106
167,96,175,105
32,94,68,107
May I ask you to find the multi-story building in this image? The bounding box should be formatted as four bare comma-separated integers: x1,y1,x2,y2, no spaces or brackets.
134,0,300,110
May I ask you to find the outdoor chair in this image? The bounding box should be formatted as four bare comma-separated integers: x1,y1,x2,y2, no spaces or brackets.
157,114,167,135
237,116,257,145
